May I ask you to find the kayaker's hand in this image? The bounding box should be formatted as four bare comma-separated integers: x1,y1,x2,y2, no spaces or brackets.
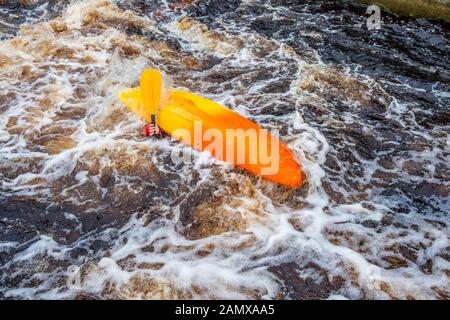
144,123,161,137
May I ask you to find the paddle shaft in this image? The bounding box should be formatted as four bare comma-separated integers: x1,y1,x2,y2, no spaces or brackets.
151,114,160,138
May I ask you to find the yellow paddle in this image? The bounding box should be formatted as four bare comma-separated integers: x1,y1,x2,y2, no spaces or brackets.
140,69,162,137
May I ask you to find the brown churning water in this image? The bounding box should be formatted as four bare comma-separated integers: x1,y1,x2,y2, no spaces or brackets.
0,0,449,299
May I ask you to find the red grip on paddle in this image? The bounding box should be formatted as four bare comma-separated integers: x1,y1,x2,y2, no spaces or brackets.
145,124,151,136
144,123,160,137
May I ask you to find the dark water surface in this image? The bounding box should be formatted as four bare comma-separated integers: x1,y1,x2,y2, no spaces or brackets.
0,0,449,299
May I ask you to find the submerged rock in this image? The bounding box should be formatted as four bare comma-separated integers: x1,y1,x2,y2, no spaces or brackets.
269,262,344,300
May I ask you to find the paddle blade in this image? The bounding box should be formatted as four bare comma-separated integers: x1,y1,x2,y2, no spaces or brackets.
140,69,162,116
118,88,151,123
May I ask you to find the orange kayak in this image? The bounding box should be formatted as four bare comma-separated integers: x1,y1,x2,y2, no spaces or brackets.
119,88,304,188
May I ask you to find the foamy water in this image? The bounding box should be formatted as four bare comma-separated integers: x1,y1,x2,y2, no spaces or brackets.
0,0,449,299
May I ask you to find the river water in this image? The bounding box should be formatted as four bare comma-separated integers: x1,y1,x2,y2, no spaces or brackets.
0,0,449,299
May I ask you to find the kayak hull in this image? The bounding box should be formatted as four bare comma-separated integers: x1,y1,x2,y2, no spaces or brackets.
119,88,304,188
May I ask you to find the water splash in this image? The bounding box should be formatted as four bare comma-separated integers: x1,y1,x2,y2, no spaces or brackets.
0,0,449,299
